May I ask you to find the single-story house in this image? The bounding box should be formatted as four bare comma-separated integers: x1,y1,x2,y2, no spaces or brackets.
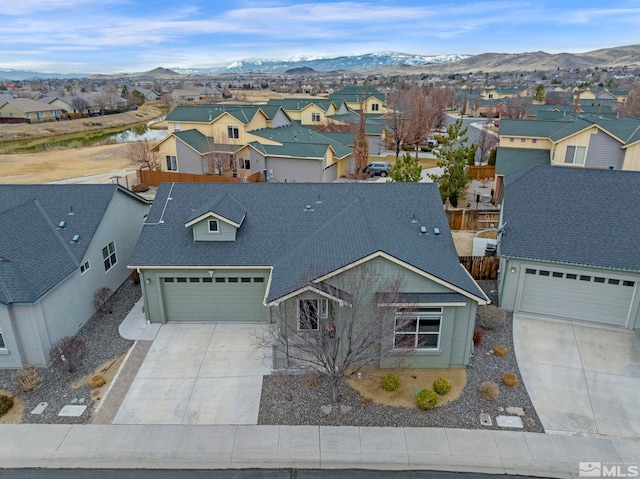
0,98,64,123
0,185,150,368
498,166,640,329
130,183,489,369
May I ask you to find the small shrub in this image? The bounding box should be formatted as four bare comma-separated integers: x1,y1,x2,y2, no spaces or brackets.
502,372,519,387
49,336,87,373
11,364,43,393
380,373,400,392
0,395,14,417
93,287,112,311
479,381,500,401
131,270,140,285
493,345,509,357
433,377,452,395
473,327,484,347
131,183,149,193
89,374,106,389
416,389,438,410
476,305,507,330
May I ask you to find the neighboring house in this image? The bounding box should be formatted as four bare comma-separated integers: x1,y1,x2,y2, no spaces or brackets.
481,86,529,100
239,124,352,181
329,85,387,114
0,98,63,123
137,88,161,101
266,98,340,125
46,96,100,115
171,87,222,102
497,166,640,330
130,183,489,369
0,185,150,368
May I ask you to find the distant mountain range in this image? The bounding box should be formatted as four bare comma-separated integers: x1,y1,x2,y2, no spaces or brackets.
2,45,639,80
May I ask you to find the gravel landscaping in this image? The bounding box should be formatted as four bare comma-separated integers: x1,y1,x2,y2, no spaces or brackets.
0,279,139,424
258,280,544,433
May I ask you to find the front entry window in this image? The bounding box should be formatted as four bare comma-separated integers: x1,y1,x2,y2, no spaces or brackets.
394,307,442,350
297,298,328,331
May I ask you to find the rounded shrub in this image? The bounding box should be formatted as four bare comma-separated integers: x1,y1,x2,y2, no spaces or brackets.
476,305,507,330
493,345,509,357
131,183,150,193
479,381,500,401
416,389,438,410
433,377,452,395
502,372,519,387
380,373,400,392
89,374,106,389
0,394,14,417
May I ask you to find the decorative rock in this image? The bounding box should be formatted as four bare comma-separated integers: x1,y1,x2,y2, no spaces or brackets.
479,413,492,426
58,405,87,417
496,415,524,429
79,398,85,404
70,398,78,404
497,406,504,412
320,405,333,415
340,404,352,415
506,406,524,416
30,402,48,415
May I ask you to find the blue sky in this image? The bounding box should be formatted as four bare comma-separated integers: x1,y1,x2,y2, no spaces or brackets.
1,0,639,73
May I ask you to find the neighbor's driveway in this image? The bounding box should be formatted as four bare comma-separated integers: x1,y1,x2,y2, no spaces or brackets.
113,323,272,425
513,314,640,438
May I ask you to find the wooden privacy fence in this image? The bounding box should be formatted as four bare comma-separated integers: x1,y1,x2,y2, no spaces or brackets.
139,170,263,187
467,165,495,180
459,256,500,280
447,209,500,231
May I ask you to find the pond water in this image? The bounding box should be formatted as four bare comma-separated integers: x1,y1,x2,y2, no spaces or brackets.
1,117,168,154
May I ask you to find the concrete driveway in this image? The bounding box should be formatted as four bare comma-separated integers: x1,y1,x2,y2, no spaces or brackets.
513,314,640,438
113,323,272,425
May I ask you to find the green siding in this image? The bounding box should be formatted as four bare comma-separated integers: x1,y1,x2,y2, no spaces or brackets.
192,218,237,242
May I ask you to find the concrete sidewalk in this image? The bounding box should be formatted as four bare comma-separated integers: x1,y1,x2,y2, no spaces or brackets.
0,424,638,477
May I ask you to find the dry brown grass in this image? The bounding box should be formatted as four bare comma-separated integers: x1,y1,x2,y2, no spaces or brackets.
0,390,23,424
451,230,474,256
72,354,126,407
493,345,509,357
479,381,500,401
347,367,466,408
502,372,519,387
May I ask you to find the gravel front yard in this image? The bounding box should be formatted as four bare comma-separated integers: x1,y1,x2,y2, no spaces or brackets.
258,281,544,433
0,280,139,424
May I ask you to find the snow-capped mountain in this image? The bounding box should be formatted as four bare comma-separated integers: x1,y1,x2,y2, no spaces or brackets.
173,52,471,74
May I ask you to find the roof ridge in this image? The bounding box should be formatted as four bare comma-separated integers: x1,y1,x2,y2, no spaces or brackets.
33,199,79,267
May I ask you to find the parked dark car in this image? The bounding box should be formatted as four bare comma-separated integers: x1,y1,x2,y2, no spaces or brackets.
363,162,392,177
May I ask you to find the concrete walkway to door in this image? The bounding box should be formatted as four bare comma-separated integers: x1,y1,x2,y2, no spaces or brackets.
112,322,273,425
513,314,640,438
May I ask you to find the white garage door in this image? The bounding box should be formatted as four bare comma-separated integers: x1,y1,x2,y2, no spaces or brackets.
161,273,268,322
518,266,635,327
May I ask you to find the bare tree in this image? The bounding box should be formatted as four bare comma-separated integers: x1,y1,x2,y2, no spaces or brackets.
502,95,533,119
259,265,411,403
613,82,640,117
204,136,234,175
351,109,369,178
385,87,416,160
126,139,159,170
474,120,499,165
71,96,90,115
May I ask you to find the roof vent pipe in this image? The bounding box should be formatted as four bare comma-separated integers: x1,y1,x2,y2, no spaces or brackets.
68,206,74,216
410,214,417,224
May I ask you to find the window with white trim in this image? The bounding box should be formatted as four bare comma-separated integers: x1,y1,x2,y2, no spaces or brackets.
0,327,5,349
80,261,90,274
394,307,442,350
102,242,117,272
208,219,219,233
564,146,586,165
227,126,239,139
166,155,177,171
241,158,251,170
297,298,328,331
371,103,379,111
311,112,321,122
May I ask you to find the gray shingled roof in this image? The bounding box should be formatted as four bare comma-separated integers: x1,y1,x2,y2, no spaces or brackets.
500,166,640,272
495,147,550,176
186,193,247,226
0,185,148,305
249,124,352,158
130,183,488,304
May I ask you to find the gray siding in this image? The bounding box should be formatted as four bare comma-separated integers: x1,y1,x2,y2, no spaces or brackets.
192,218,237,242
585,130,625,170
176,141,206,174
324,163,338,182
0,306,24,368
271,110,291,128
249,149,266,175
278,257,477,368
265,157,323,183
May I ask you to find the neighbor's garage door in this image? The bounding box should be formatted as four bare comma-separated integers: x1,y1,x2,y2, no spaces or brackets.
161,272,268,322
517,266,635,327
